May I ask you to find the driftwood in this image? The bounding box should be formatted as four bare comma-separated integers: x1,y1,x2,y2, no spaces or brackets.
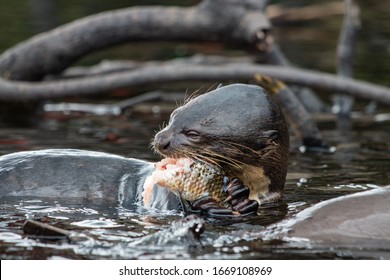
44,90,163,115
23,220,71,241
254,74,335,153
261,44,329,113
1,61,390,105
267,1,344,24
0,0,270,81
0,0,389,106
0,0,389,150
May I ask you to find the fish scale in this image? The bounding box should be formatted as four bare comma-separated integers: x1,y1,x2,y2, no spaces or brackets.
161,160,227,205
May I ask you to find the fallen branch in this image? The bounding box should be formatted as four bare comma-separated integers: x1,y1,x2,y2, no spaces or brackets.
0,0,270,81
44,91,162,115
54,56,253,79
23,220,71,241
268,1,344,24
1,62,390,105
254,74,335,153
262,44,329,113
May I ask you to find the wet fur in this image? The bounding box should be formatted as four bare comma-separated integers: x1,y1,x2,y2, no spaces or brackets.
153,84,289,203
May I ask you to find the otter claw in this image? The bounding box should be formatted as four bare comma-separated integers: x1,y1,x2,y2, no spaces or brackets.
191,196,238,217
223,177,239,190
224,178,259,215
224,186,250,203
224,178,250,200
233,199,259,214
207,208,237,217
191,196,220,212
190,178,259,217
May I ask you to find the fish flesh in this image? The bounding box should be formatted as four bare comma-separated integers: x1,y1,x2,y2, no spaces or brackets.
143,158,227,208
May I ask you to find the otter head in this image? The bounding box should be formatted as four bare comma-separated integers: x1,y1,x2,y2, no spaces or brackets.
153,84,289,203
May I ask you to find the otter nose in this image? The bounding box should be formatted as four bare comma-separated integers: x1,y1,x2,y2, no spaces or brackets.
156,137,170,151
154,131,172,152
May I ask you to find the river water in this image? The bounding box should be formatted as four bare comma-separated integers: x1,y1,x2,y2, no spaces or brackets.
0,106,389,259
0,0,390,259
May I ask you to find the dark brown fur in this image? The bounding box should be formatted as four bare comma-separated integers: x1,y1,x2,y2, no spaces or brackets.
153,84,289,203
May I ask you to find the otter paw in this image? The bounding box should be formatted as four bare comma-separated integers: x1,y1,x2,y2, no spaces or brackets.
223,178,250,202
232,199,259,214
223,177,259,215
207,208,237,217
191,196,237,217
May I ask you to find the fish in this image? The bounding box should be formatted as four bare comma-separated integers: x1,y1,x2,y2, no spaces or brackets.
142,158,228,208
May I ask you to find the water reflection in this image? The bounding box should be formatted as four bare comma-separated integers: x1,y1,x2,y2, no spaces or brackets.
72,219,121,229
0,108,389,259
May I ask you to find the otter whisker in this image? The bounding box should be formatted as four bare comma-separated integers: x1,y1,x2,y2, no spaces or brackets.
218,139,259,153
161,147,200,161
174,149,221,167
159,121,168,131
193,154,222,168
199,148,244,170
167,146,241,170
174,94,185,108
184,87,203,105
149,140,156,151
205,82,219,93
218,139,276,160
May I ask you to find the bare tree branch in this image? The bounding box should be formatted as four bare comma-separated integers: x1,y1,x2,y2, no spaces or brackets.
1,61,390,105
44,91,162,116
254,74,335,153
0,0,269,81
268,2,344,24
262,44,329,113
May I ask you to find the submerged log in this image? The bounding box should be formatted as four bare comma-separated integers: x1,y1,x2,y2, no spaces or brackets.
23,220,71,241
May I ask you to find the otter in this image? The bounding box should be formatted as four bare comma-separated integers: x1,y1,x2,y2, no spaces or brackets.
153,83,289,203
278,186,390,249
0,84,289,214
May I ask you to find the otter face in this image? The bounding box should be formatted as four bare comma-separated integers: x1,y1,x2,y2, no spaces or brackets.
153,84,289,201
153,103,218,159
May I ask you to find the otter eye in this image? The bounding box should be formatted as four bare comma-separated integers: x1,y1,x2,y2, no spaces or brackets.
184,130,201,140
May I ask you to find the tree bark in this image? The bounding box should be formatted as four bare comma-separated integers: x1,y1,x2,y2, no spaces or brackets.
1,61,390,105
262,44,329,113
0,0,269,81
268,2,344,24
254,74,334,153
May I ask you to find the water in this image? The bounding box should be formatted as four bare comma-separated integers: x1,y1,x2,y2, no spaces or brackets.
0,108,389,259
0,0,390,259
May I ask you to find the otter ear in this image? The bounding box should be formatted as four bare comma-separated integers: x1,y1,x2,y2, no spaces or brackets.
262,130,279,141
